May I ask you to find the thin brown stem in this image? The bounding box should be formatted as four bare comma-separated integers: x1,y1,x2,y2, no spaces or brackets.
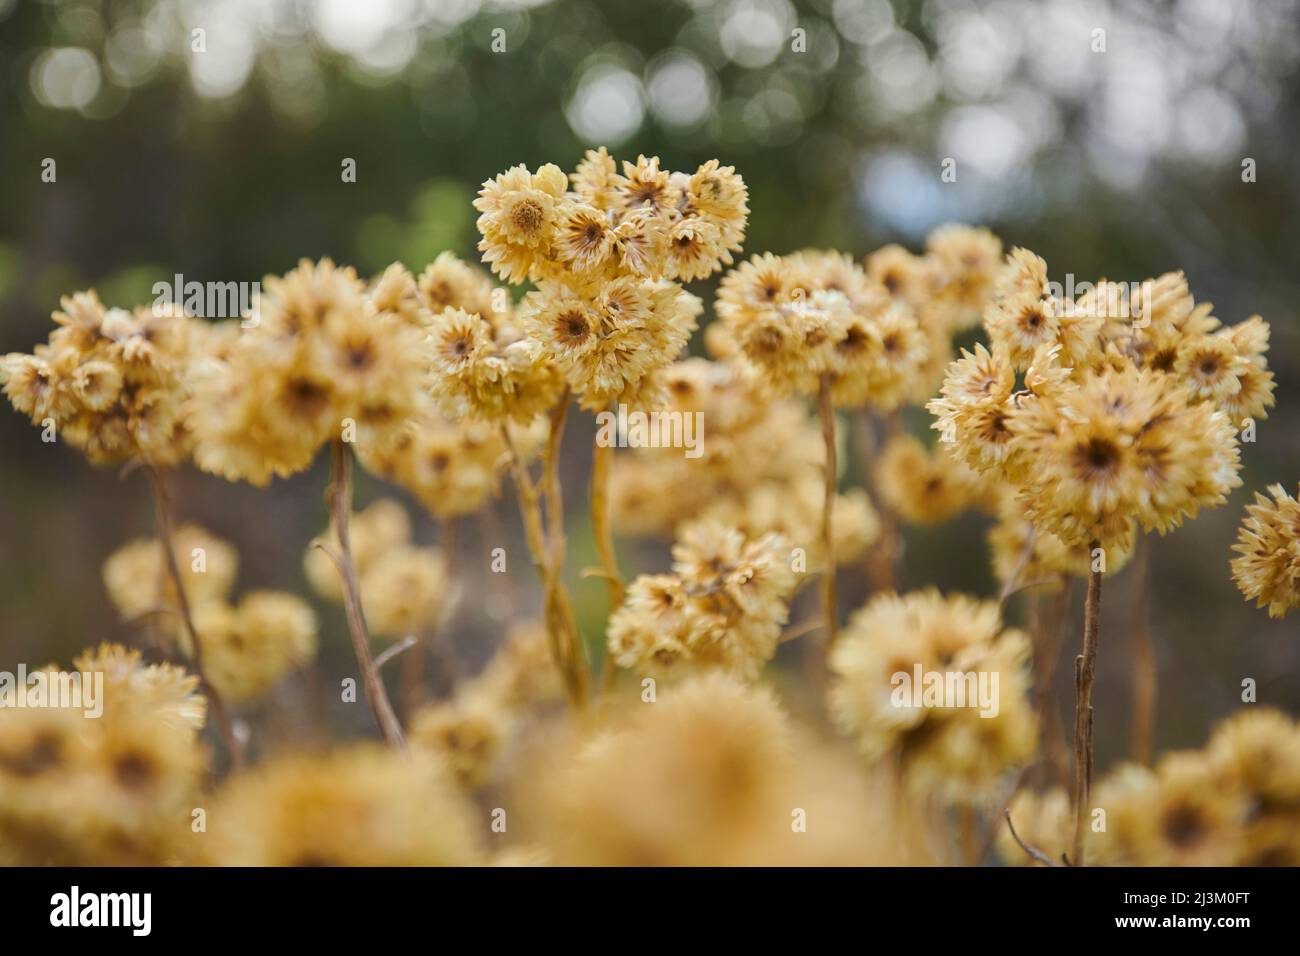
1127,536,1155,764
323,439,407,750
1005,810,1060,867
145,466,243,771
1072,540,1103,865
376,635,419,672
977,765,1031,862
817,374,839,649
997,527,1038,616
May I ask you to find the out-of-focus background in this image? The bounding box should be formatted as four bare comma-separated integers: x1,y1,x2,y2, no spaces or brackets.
2,0,1298,765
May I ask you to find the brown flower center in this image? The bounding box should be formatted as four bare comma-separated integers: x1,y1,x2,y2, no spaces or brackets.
1161,802,1208,849
1,731,63,776
1079,437,1121,474
510,199,545,234
557,311,590,345
113,751,156,790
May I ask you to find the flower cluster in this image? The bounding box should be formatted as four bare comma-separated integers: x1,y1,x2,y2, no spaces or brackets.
0,645,206,865
105,525,317,704
1001,709,1300,866
471,151,746,412
186,259,429,485
828,589,1037,803
409,621,562,789
1,292,207,465
203,745,482,866
608,358,878,568
102,523,238,641
519,672,916,865
929,253,1266,550
713,250,929,407
606,522,797,680
874,432,987,526
1231,483,1300,618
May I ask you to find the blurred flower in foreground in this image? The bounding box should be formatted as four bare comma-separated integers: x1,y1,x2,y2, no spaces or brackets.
0,645,206,865
517,672,923,865
204,745,482,866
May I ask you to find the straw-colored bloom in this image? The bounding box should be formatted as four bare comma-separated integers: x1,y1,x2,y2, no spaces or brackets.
0,645,207,865
1231,483,1300,618
607,521,796,680
192,591,317,704
1,293,205,466
187,259,428,485
875,433,982,525
828,589,1037,803
102,524,239,643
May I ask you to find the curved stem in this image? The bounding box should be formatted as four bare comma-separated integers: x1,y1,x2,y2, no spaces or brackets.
817,374,839,648
1071,540,1103,864
324,439,407,750
145,466,243,771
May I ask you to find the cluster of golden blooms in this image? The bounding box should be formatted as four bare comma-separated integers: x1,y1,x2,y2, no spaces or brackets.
1000,709,1300,867
104,525,316,704
874,432,987,526
349,253,547,515
1,292,208,465
606,522,797,681
706,225,1003,408
828,589,1037,804
409,621,562,789
514,672,925,865
420,249,562,424
608,358,878,568
202,745,483,865
304,498,453,640
0,645,207,865
1231,483,1300,619
186,259,430,485
929,251,1269,551
189,593,316,705
986,484,1132,591
713,249,929,407
355,411,543,520
471,150,745,412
